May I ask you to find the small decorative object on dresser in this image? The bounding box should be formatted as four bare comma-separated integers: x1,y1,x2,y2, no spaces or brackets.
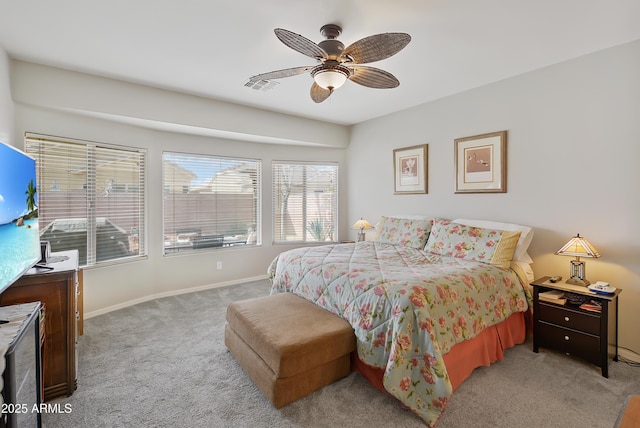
531,276,621,377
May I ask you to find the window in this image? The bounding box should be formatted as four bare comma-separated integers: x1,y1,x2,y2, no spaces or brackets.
272,162,338,243
25,134,146,267
162,152,261,254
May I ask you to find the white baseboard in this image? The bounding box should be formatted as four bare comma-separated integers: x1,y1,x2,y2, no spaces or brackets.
619,348,640,364
84,275,268,319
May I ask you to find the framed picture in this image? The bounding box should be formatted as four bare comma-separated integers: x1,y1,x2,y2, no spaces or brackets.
454,130,507,193
393,144,428,194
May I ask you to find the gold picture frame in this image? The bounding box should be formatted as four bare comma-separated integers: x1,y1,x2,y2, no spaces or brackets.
393,144,428,194
455,130,507,193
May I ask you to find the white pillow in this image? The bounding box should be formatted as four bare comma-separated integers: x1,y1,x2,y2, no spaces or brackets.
452,218,534,264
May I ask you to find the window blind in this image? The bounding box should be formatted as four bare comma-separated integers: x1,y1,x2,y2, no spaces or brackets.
272,162,338,243
25,134,146,267
162,152,261,254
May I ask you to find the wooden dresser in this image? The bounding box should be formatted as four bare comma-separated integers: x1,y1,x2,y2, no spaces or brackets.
0,250,81,401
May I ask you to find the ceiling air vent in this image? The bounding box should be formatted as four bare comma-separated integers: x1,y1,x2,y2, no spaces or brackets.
244,79,279,91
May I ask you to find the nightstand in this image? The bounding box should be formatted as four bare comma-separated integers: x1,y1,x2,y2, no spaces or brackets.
531,276,621,377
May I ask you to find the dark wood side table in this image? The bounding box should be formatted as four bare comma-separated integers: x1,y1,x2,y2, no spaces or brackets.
0,250,79,400
0,302,43,428
531,276,621,377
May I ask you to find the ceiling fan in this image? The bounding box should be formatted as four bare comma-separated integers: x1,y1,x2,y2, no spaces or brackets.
248,24,411,103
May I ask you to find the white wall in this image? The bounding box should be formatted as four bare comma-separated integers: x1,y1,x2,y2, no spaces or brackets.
11,61,350,149
347,40,640,355
10,63,349,317
0,46,13,144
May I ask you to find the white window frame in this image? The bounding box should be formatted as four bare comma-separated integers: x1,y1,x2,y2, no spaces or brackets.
25,133,147,268
162,151,261,255
272,161,338,244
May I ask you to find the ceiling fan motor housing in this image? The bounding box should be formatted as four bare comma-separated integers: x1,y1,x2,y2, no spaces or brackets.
319,24,345,60
318,40,344,60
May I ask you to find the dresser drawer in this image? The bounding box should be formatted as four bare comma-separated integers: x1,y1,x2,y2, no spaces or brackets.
538,302,600,335
538,322,600,365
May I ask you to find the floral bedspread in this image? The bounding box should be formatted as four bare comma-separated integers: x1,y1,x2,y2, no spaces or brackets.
268,241,529,426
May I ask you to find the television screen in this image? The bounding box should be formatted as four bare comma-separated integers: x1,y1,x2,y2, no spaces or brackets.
0,141,41,295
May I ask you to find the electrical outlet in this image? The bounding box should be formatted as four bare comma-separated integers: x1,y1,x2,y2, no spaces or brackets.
217,261,222,270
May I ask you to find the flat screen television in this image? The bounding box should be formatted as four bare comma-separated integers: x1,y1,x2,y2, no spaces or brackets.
0,141,41,295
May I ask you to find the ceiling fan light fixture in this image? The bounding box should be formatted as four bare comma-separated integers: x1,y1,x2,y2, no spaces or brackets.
312,64,351,90
251,25,411,103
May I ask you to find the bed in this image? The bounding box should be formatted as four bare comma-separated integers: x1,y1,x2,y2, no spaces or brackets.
268,217,534,426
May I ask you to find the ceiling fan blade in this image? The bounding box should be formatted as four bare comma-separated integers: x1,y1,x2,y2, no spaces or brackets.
249,66,313,81
342,33,411,64
274,28,327,60
348,66,400,89
310,82,332,103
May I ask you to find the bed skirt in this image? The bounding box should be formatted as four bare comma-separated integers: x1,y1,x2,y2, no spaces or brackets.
351,310,529,393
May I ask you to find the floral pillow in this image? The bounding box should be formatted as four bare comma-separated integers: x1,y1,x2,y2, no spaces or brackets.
424,218,521,269
376,216,432,249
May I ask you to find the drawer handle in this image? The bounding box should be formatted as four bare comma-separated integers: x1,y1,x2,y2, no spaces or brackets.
564,316,570,322
564,335,570,341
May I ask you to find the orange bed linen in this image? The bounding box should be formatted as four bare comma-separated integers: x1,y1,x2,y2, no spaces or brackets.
352,310,529,393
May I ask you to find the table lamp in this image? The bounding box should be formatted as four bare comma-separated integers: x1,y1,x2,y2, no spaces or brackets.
554,233,600,286
352,218,373,242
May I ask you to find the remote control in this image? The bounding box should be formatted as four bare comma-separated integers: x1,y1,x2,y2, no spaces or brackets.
549,275,562,283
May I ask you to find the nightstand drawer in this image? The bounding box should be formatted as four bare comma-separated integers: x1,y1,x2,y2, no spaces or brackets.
538,322,600,364
538,302,600,335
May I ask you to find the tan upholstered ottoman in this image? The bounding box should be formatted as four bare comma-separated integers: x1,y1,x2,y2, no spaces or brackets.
225,292,356,408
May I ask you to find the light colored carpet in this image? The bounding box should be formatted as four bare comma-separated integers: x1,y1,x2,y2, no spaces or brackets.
42,279,640,427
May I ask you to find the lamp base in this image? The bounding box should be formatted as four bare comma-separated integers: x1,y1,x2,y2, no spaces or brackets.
567,259,590,287
566,277,591,287
357,232,366,242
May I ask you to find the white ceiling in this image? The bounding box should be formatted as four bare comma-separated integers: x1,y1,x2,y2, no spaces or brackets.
1,0,639,126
